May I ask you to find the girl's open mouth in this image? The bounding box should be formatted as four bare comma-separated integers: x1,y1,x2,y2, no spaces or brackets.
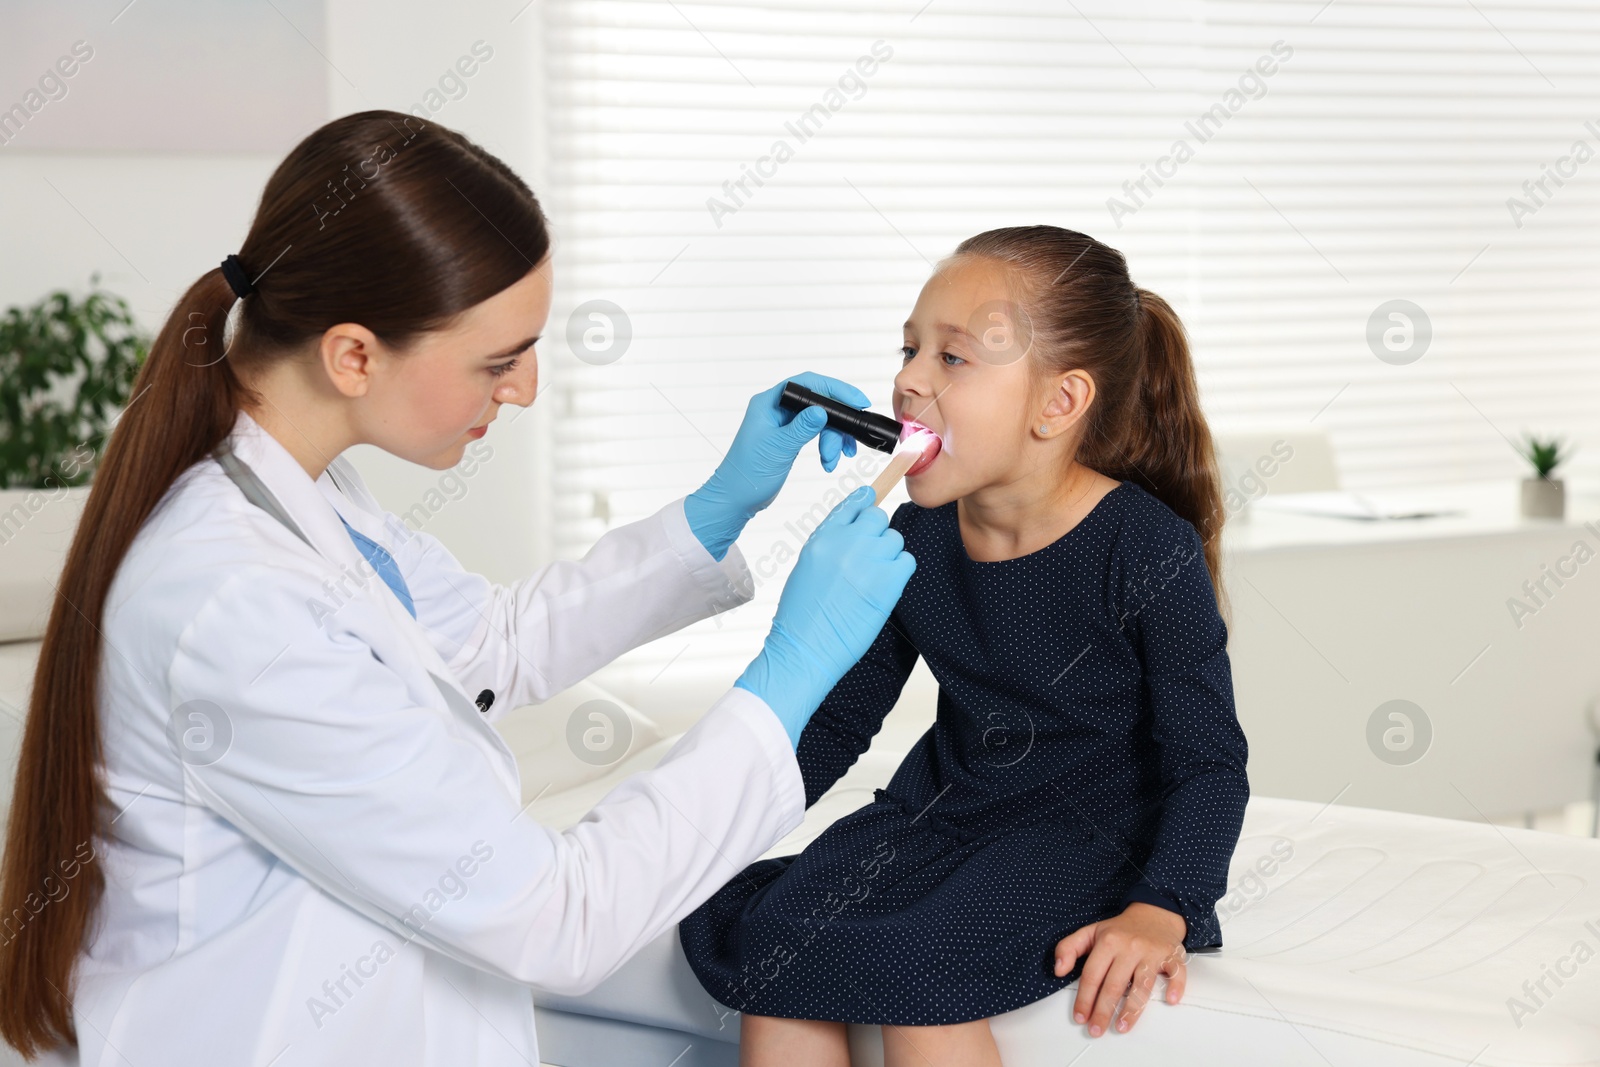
899,420,943,477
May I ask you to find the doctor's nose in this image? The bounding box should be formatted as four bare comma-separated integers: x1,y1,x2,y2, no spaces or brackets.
495,350,540,407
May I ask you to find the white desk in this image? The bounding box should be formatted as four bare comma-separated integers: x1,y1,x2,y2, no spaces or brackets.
1222,481,1600,822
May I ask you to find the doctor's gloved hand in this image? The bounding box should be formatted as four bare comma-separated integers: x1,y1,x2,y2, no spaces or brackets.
684,372,872,562
735,485,915,749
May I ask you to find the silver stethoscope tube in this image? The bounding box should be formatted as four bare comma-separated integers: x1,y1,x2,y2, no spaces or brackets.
212,440,352,550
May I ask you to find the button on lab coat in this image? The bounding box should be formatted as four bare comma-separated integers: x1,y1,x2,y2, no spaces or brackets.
45,410,804,1067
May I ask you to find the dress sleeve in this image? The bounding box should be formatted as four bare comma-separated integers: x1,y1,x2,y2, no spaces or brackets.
1114,517,1249,951
794,504,923,808
794,614,921,807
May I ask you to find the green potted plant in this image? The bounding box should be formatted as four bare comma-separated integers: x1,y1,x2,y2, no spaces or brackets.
1515,434,1571,520
0,276,148,639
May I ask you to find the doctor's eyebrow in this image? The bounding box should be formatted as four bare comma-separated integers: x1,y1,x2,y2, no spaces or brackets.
485,336,540,359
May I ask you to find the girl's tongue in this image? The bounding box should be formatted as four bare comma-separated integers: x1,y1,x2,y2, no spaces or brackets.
899,421,943,477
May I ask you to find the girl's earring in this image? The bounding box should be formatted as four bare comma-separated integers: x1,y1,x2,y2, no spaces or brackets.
1039,424,1049,435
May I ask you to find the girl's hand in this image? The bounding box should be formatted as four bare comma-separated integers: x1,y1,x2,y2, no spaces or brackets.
1053,902,1187,1037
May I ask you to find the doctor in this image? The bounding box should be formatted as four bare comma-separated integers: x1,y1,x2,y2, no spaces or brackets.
0,110,914,1066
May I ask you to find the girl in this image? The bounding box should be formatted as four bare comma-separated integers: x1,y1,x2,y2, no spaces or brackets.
679,226,1249,1064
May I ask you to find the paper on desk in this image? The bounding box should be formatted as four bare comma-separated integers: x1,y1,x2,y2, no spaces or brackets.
1250,490,1462,521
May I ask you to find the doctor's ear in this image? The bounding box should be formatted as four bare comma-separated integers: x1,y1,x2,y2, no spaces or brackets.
316,322,388,399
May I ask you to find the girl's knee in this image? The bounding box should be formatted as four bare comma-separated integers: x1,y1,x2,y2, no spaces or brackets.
882,1017,1001,1065
740,1013,850,1066
889,1017,993,1036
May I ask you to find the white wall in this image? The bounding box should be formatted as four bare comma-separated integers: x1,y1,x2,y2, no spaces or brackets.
324,0,553,582
0,0,554,583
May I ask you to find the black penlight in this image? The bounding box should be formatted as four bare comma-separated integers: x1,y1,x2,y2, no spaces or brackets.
778,381,902,455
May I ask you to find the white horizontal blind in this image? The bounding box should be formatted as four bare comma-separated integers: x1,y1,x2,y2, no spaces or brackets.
540,0,1201,690
1190,0,1600,490
540,0,1600,692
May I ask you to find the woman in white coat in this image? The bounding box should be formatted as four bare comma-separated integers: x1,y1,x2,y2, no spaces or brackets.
0,110,915,1066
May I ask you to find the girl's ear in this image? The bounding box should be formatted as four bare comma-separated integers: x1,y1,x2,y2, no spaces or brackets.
1042,368,1096,430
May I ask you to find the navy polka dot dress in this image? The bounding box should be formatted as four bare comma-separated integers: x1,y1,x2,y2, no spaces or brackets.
679,480,1249,1026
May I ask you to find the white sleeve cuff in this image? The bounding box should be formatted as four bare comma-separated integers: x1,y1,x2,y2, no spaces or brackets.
702,684,805,834
661,495,757,612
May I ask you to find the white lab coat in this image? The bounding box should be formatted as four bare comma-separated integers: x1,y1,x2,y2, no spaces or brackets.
46,409,805,1067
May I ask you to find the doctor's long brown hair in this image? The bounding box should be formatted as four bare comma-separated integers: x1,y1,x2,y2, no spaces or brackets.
951,226,1230,625
0,110,550,1056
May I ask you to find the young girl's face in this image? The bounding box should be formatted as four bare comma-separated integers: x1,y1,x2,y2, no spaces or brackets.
894,255,1055,508
359,262,549,469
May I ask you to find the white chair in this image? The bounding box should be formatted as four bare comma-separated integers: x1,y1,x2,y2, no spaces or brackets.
1212,427,1341,501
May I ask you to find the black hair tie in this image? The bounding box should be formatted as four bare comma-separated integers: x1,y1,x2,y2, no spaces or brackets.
220,254,255,299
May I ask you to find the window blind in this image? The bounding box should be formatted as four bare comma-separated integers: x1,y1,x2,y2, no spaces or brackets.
540,0,1600,694
1192,0,1600,488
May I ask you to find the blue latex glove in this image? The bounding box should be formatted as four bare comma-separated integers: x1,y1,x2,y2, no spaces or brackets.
684,372,870,562
735,485,916,749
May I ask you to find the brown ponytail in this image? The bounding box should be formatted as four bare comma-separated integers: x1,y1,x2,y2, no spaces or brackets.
0,109,549,1056
1120,286,1228,623
951,226,1229,625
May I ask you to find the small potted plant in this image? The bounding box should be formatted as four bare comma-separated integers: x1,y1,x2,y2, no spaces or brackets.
1515,434,1571,520
0,276,148,639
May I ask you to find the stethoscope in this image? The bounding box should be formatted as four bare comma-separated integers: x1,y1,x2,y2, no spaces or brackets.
211,440,496,715
212,440,321,550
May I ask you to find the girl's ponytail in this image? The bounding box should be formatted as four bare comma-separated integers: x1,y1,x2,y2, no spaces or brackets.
951,226,1228,624
1122,287,1228,623
0,109,549,1056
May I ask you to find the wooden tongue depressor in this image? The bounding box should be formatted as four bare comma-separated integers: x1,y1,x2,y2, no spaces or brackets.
869,432,936,506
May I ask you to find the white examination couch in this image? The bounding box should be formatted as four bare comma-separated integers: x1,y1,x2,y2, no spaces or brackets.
515,668,1600,1067
3,646,1598,1066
